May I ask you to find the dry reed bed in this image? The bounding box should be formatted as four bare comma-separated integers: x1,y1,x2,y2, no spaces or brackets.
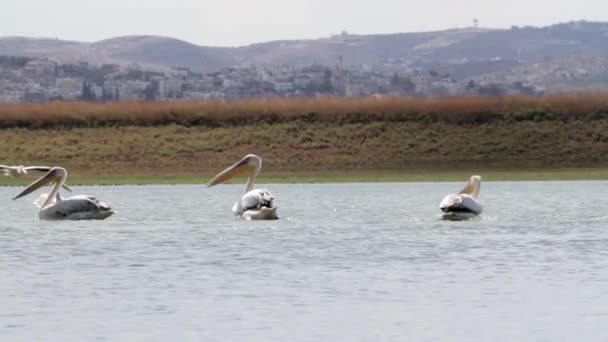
0,93,607,129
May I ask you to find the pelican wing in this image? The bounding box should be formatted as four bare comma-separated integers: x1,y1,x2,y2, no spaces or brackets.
55,197,99,215
440,194,482,214
42,197,112,220
439,194,458,210
67,195,112,210
242,207,279,220
241,189,268,210
459,195,482,214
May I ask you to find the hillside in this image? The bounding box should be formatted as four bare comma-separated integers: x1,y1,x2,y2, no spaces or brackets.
91,36,238,72
1,21,607,73
474,54,608,91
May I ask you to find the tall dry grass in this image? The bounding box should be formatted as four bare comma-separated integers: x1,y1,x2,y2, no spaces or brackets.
0,93,607,129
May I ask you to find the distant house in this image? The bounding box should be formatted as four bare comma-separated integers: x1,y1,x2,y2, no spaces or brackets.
273,81,293,93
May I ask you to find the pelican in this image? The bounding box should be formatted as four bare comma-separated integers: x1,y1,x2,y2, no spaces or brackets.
439,175,482,216
207,154,278,220
13,167,114,220
1,165,72,191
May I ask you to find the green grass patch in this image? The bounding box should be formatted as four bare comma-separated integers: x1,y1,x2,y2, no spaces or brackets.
2,168,608,186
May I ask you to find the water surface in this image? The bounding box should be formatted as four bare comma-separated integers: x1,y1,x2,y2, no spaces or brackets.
1,182,607,341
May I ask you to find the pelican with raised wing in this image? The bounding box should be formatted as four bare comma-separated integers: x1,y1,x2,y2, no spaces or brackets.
207,154,278,220
1,165,71,191
439,175,482,216
13,167,114,220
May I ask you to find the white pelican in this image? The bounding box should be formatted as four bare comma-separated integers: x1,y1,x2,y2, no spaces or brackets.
439,175,482,216
13,167,114,220
207,154,278,220
1,165,72,191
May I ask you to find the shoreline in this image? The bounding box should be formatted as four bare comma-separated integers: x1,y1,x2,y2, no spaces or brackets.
1,96,607,185
2,168,608,186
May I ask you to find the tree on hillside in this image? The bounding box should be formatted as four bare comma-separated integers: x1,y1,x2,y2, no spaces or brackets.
0,55,32,68
143,84,156,101
323,69,334,93
391,73,416,93
478,84,505,96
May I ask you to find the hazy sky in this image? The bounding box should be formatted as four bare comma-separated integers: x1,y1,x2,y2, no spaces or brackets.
1,0,606,46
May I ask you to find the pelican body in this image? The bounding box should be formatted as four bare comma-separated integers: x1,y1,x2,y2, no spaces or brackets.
207,154,278,220
440,175,482,216
13,167,114,220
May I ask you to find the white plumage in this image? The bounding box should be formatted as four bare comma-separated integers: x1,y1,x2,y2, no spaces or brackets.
13,167,114,220
207,154,278,220
439,175,483,215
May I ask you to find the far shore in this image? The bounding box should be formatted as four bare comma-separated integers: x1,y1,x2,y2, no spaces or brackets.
1,168,608,186
1,95,607,185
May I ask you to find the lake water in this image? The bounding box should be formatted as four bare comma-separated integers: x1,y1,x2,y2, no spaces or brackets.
1,182,607,341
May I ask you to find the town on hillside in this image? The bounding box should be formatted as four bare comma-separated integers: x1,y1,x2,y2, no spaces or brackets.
0,55,548,103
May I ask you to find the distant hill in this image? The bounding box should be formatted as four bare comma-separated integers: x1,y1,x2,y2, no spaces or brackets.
474,54,608,91
91,36,238,72
1,21,607,74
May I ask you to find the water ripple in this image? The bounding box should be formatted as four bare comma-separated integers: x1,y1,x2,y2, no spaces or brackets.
0,182,608,341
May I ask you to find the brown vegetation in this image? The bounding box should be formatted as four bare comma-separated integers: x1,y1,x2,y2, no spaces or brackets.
0,93,607,179
0,93,608,129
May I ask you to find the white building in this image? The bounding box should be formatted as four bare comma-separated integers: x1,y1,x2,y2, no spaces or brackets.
273,81,293,93
158,79,183,98
55,77,83,100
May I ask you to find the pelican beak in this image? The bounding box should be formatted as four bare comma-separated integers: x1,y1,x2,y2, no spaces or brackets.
458,175,481,199
459,182,476,196
13,170,58,200
206,156,254,187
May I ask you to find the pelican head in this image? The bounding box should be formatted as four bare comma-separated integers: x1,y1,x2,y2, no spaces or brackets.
206,154,262,188
13,167,67,200
459,175,481,199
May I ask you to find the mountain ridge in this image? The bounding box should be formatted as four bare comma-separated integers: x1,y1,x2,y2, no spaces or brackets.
1,21,607,73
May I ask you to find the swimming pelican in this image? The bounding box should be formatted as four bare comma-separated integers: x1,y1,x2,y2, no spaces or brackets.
1,165,72,191
13,167,114,220
439,175,482,216
207,154,278,220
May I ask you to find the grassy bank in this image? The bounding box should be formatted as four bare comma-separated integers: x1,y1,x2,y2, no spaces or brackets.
0,94,607,184
1,168,608,186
